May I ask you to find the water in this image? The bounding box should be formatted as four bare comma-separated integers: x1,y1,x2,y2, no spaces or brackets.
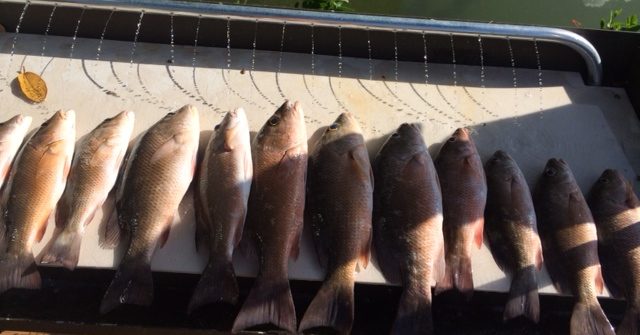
449,33,458,114
302,23,325,111
506,37,519,122
124,10,145,90
68,7,86,61
422,31,428,87
534,38,544,115
248,19,274,108
367,27,373,80
225,16,231,100
329,25,347,112
96,9,115,62
191,15,217,110
393,29,399,100
3,0,30,89
169,13,175,65
275,21,286,99
40,4,57,57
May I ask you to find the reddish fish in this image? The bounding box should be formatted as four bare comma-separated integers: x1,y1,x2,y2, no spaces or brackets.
38,111,134,270
0,110,75,293
299,113,373,334
0,114,32,190
434,128,486,297
373,123,444,335
100,105,199,314
484,150,542,323
232,101,307,333
189,108,252,313
534,159,614,335
588,169,640,335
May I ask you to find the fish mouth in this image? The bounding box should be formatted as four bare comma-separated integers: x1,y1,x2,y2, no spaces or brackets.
58,110,75,121
397,123,421,136
598,169,623,184
452,127,470,140
489,150,511,163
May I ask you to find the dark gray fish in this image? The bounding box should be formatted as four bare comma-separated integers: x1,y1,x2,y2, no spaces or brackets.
100,105,199,314
232,101,307,333
374,123,444,335
484,150,542,323
534,158,614,335
588,169,640,335
299,113,373,334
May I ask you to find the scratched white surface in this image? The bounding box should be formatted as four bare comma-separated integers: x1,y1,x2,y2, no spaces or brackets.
0,32,639,297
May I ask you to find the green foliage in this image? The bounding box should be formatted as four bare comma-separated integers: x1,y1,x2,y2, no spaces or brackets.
296,0,352,11
600,8,640,31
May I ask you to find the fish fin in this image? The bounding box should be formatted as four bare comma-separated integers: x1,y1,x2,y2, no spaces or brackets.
373,218,401,284
535,237,544,271
504,266,539,323
390,288,434,335
299,273,355,334
100,209,120,249
569,301,614,335
617,306,640,335
100,256,153,314
232,274,297,333
357,224,372,270
0,252,41,294
89,137,121,167
539,229,572,295
435,256,473,298
597,227,629,299
595,266,604,295
473,220,484,249
432,242,446,286
35,219,48,243
193,189,208,252
188,259,239,313
290,221,302,261
158,220,172,249
348,145,373,183
150,135,182,164
37,228,83,270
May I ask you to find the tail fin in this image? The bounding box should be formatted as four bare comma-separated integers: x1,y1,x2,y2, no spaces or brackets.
0,252,41,294
299,274,354,334
390,287,434,335
617,306,640,335
99,256,153,314
37,228,83,270
504,266,540,323
435,255,473,298
187,259,239,313
232,274,296,333
570,301,614,335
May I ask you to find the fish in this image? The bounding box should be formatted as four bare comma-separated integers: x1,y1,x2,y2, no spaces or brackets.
0,110,75,293
37,111,134,270
299,113,373,334
373,123,444,335
484,150,543,323
434,127,486,297
188,108,253,313
0,114,32,190
232,100,307,333
533,158,614,335
99,105,199,314
588,169,640,335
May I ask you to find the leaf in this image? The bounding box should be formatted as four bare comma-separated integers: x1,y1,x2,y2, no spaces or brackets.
17,67,47,103
613,8,623,18
600,19,606,29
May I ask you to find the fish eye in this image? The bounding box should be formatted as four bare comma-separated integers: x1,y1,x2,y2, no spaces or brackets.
214,124,221,131
167,112,176,116
544,168,557,177
448,136,456,142
268,115,281,126
599,177,609,184
391,132,400,138
328,123,339,131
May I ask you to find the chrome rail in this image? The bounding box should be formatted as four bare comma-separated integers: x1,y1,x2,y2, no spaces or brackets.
0,0,604,85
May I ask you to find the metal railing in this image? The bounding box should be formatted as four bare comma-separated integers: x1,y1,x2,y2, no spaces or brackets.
0,0,604,85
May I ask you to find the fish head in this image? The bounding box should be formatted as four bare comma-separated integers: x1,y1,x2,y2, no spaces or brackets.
485,150,519,181
159,105,200,144
31,110,76,152
255,100,307,151
214,108,250,149
590,169,633,206
377,123,425,160
319,112,363,144
540,158,573,185
96,111,135,140
437,127,476,161
1,114,32,133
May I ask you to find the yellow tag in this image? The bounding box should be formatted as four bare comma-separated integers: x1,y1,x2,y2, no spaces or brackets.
17,67,47,103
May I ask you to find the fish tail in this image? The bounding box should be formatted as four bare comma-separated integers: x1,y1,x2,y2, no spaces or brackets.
504,266,540,323
99,256,153,314
232,273,296,333
435,255,473,297
0,252,41,294
299,272,354,334
37,228,82,270
570,301,614,335
617,305,640,335
187,258,239,313
390,287,434,335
